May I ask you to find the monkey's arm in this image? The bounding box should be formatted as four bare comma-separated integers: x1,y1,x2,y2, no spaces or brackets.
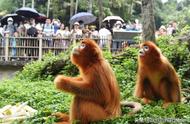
161,64,181,102
69,76,83,81
134,70,145,98
54,75,97,98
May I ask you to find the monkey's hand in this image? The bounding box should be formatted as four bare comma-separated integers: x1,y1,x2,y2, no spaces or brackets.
162,102,171,108
54,75,68,89
142,98,152,104
54,75,96,99
52,112,69,122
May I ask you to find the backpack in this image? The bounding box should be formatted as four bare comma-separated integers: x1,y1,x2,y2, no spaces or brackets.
42,24,54,34
27,26,38,37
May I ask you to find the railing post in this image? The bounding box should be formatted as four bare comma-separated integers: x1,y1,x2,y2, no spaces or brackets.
38,35,42,60
108,36,111,52
5,34,9,61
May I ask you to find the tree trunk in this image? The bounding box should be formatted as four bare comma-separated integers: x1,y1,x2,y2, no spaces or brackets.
47,0,51,17
128,0,134,19
70,0,74,29
32,0,34,8
98,0,103,29
141,0,156,42
75,0,78,14
23,0,25,7
88,0,93,13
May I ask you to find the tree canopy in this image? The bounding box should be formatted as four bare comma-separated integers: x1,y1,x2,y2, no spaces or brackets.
0,0,190,28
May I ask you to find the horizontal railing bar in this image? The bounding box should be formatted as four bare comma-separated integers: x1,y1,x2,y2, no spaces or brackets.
7,56,38,58
4,36,104,40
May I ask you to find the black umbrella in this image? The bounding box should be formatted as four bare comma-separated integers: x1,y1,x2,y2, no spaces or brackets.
16,7,39,18
0,13,24,26
35,13,47,23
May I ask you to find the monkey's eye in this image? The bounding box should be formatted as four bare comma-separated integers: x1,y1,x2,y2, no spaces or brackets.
80,43,86,49
143,45,149,51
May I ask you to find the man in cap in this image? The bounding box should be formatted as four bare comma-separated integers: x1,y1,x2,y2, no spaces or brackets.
3,17,17,36
3,17,17,58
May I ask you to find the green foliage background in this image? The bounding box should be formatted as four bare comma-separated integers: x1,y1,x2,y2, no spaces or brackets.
0,34,190,123
2,0,190,29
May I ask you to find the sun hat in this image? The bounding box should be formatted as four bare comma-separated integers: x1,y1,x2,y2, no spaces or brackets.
74,22,80,25
7,17,13,22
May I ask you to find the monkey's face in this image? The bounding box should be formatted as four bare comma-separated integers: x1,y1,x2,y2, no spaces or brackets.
139,45,150,57
71,39,103,67
139,41,161,61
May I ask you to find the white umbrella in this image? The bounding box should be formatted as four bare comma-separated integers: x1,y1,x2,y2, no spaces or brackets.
102,16,124,23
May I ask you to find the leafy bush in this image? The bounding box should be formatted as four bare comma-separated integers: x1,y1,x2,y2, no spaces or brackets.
157,36,190,70
17,50,78,81
111,48,138,99
156,36,190,88
0,79,72,124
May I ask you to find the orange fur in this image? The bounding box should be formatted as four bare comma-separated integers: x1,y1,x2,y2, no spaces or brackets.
134,41,181,107
54,39,121,124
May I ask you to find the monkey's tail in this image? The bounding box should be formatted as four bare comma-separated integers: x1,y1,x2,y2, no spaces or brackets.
120,101,142,115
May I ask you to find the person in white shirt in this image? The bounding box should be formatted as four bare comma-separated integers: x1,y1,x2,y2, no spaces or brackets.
43,18,54,37
42,18,54,47
0,23,4,37
166,23,174,35
56,24,71,47
99,24,112,49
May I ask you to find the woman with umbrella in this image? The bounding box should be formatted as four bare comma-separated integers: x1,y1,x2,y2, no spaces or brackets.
70,22,82,42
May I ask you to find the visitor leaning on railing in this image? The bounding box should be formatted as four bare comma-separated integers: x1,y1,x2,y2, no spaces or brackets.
55,24,71,48
42,18,55,47
3,17,18,59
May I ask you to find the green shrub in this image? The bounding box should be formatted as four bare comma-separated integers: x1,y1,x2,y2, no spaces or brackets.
156,36,190,88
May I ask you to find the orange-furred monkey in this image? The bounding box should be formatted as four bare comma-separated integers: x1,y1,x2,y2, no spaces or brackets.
134,41,181,108
54,39,141,124
54,39,121,124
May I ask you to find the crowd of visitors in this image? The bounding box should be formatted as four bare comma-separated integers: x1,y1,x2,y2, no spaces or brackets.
0,17,112,48
0,15,178,61
155,21,178,37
